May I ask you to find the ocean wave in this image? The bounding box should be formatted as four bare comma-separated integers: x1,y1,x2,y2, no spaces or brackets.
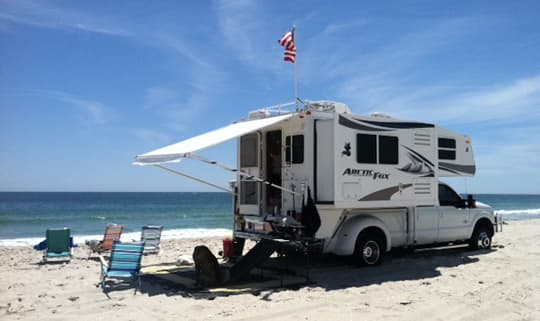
495,208,540,216
0,228,232,247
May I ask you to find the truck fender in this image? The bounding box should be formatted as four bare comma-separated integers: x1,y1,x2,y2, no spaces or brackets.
468,214,495,238
330,215,392,256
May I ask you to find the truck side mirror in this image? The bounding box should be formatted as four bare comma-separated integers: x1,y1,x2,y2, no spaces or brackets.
467,194,476,208
455,199,467,208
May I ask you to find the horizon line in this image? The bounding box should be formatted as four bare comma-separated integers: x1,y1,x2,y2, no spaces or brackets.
0,191,539,195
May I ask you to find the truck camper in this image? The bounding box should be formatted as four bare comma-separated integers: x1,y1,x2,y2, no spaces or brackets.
135,100,500,267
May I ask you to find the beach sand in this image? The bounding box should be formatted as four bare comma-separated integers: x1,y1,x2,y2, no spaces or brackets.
1,220,539,321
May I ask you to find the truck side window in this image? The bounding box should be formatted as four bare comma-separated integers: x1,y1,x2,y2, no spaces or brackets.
438,184,462,206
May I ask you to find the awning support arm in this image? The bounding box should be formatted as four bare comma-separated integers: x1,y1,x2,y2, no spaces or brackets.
190,153,301,195
153,164,232,193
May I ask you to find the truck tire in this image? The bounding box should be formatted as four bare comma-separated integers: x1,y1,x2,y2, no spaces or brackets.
469,224,492,250
354,232,384,266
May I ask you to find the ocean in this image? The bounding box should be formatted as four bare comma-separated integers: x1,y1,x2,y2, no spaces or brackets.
0,192,539,246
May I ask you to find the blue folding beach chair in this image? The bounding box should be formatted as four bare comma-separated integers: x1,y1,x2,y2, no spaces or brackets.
43,228,72,263
99,241,145,292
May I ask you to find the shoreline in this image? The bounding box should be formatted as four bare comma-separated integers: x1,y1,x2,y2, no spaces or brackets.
2,214,539,247
0,228,233,247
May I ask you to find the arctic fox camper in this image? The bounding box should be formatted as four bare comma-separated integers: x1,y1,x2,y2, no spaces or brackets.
135,101,499,266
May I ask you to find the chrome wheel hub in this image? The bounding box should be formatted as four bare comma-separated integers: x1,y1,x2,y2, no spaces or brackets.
363,240,380,264
477,231,491,249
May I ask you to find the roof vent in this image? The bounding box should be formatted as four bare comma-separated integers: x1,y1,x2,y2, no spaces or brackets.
304,100,351,114
370,112,392,119
248,109,271,119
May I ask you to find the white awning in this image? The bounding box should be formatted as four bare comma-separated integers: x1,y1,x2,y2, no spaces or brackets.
134,113,296,165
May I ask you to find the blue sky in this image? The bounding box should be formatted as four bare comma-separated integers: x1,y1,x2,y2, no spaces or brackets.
0,0,539,193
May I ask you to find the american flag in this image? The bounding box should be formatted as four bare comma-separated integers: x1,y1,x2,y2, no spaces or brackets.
279,28,296,63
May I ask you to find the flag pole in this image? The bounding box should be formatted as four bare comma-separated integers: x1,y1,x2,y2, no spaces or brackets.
293,25,299,110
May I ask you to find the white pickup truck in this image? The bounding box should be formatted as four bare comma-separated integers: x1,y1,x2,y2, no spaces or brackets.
326,182,498,266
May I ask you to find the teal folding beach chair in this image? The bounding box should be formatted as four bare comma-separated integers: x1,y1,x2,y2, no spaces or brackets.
140,225,163,255
99,241,145,292
43,228,72,263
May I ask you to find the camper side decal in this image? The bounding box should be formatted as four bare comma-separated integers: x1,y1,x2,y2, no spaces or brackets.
342,168,389,180
439,162,476,175
338,115,434,131
359,184,413,201
398,146,435,177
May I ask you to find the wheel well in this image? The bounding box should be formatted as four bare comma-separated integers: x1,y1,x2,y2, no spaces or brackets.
474,218,494,237
358,226,387,252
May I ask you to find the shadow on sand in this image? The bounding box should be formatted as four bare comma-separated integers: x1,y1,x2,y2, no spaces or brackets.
104,245,497,300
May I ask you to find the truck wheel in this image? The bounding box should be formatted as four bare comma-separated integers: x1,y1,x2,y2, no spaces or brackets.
469,225,492,250
354,232,384,266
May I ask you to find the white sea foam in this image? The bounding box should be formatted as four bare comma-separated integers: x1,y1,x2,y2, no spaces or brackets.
495,208,540,216
0,228,233,247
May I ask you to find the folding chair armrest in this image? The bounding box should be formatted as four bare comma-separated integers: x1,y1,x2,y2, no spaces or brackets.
98,255,109,269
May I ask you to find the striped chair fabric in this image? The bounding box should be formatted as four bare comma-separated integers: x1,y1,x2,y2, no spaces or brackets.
101,224,124,251
140,225,163,254
100,241,145,291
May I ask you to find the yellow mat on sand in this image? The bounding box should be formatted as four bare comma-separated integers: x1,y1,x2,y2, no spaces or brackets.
141,263,308,294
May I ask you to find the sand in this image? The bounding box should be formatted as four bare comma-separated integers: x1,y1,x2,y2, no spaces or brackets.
1,220,539,321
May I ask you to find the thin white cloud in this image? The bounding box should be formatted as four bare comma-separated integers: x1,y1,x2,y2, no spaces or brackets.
54,93,108,124
0,0,131,36
303,17,478,86
144,87,178,110
319,20,369,37
1,0,227,131
0,89,110,124
215,0,258,64
356,75,540,125
471,125,540,193
297,16,540,126
142,60,226,132
214,0,282,73
132,128,170,147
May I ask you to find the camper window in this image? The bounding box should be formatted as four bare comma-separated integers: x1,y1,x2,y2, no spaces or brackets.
379,135,399,164
356,134,398,165
240,181,258,204
241,134,258,167
285,135,304,164
438,149,456,160
438,137,456,160
438,138,456,148
356,134,377,164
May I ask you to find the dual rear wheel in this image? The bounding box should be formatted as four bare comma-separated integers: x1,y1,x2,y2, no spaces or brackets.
354,232,385,266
